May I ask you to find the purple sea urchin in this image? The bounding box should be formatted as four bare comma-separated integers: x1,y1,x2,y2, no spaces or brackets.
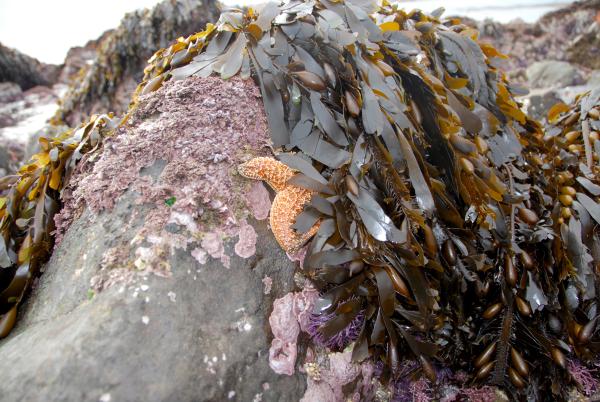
307,309,365,351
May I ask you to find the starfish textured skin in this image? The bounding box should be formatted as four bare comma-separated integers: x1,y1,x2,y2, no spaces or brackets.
238,157,320,253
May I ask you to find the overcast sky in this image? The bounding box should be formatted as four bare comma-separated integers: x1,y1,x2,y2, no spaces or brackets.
0,0,570,65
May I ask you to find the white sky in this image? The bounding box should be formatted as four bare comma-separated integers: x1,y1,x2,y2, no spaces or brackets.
0,0,570,65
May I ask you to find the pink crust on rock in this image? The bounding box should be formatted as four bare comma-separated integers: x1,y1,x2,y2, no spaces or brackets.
300,349,364,402
234,221,257,258
287,245,308,269
293,285,319,332
455,386,498,402
300,381,337,402
268,339,298,377
201,232,225,260
268,293,299,375
245,181,271,221
327,349,361,386
191,248,207,265
54,76,270,276
267,284,319,376
269,293,299,343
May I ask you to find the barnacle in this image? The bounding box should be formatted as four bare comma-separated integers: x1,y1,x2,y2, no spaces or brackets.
1,0,599,399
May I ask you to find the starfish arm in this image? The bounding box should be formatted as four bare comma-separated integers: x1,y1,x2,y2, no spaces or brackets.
238,157,295,192
270,187,320,253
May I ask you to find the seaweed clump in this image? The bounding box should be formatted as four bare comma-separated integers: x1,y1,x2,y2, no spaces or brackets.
0,0,599,399
0,114,118,337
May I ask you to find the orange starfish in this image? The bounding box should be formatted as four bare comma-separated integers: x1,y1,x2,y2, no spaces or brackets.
238,157,319,253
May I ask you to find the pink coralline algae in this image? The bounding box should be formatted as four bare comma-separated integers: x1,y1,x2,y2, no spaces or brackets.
287,245,308,269
268,338,298,377
268,293,300,375
234,221,257,259
54,76,271,280
191,247,208,265
201,232,225,260
268,285,319,375
293,285,319,332
454,386,499,402
300,349,364,402
327,349,361,386
269,293,300,344
568,359,599,396
393,378,431,402
245,181,271,221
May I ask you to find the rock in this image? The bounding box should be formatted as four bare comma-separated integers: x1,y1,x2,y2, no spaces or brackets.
521,88,563,121
0,76,307,401
0,139,24,176
54,0,221,126
526,60,585,88
587,70,600,87
567,17,600,70
0,82,22,103
0,42,60,90
466,0,600,81
57,33,111,85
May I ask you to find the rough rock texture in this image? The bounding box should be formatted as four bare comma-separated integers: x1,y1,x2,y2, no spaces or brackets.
56,33,111,85
0,82,23,104
0,42,60,90
473,0,600,80
54,0,221,126
526,60,585,89
567,14,600,70
0,76,308,402
521,88,563,120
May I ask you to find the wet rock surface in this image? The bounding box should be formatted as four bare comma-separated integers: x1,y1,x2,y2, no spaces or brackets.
0,76,307,402
0,83,63,146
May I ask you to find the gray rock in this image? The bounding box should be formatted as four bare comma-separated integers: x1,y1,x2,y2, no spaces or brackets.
0,76,307,402
0,42,59,90
526,60,585,89
0,82,23,103
521,88,563,121
587,70,600,87
0,201,304,402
